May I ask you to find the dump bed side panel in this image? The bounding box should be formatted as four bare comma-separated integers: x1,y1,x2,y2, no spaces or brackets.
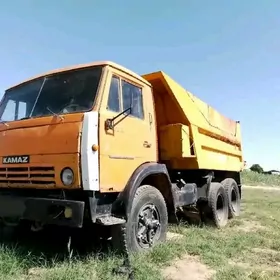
142,71,243,172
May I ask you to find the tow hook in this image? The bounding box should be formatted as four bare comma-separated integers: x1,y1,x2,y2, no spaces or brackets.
30,221,44,232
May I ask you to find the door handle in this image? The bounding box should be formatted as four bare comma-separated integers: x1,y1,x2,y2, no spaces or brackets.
143,141,152,148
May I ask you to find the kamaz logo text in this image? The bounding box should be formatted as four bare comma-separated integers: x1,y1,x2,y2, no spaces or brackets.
2,156,30,164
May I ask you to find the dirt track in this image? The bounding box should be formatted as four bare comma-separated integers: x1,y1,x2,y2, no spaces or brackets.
243,185,280,191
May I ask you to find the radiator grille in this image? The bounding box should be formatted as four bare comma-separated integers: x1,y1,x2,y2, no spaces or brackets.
0,166,55,186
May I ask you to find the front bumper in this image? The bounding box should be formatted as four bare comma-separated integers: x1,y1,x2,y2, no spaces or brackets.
0,195,85,227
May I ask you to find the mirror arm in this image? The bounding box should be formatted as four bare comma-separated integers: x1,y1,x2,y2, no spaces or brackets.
105,107,131,130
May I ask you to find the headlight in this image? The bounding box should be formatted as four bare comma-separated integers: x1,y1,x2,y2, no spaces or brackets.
61,168,74,186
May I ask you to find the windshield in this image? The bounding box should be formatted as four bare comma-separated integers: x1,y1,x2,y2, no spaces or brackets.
0,66,103,122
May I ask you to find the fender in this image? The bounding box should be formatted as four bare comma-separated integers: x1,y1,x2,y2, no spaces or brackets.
113,162,174,218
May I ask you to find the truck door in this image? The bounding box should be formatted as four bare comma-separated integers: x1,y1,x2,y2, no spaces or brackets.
99,72,157,193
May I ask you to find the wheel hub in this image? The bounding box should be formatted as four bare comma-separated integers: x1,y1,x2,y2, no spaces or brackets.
137,204,161,248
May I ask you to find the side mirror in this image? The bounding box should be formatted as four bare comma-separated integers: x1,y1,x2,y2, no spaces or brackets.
105,118,114,130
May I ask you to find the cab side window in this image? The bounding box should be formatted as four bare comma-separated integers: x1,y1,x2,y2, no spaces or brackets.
107,76,120,112
122,80,144,119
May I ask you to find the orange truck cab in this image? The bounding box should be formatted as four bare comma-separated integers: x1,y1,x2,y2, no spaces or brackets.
0,61,243,252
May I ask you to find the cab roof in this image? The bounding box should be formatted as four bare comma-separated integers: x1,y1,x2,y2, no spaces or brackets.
8,61,151,90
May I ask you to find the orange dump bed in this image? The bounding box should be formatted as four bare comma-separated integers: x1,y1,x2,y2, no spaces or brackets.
142,71,243,172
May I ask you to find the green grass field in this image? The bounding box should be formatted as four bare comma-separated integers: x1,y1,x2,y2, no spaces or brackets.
241,170,280,186
0,174,279,280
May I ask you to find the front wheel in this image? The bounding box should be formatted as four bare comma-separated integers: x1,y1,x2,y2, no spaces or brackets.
111,185,168,253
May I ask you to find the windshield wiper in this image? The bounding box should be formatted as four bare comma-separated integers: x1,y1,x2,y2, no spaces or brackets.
19,117,31,120
0,120,9,127
46,107,64,121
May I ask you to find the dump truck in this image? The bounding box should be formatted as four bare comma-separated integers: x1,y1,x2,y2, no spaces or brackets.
0,61,243,252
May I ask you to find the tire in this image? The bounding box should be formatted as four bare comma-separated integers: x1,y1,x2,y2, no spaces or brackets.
111,185,168,253
207,182,229,228
221,178,241,219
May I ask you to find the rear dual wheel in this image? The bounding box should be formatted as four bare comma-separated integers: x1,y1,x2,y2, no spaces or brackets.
207,182,229,228
221,178,241,219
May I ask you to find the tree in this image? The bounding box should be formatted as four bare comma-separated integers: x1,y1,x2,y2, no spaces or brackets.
250,164,264,173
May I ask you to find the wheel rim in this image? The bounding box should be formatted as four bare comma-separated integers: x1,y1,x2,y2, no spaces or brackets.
136,203,161,249
216,194,225,221
231,188,239,212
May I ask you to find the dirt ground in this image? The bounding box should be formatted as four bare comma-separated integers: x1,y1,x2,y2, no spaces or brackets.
162,255,215,280
165,229,214,280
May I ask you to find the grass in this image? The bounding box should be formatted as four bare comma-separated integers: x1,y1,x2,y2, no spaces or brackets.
241,170,280,186
0,188,279,280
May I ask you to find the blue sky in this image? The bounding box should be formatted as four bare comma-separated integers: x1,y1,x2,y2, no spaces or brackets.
0,1,279,170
